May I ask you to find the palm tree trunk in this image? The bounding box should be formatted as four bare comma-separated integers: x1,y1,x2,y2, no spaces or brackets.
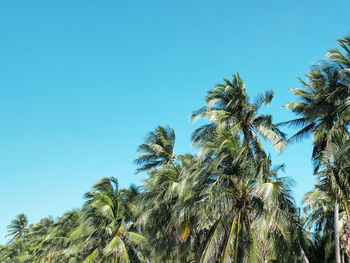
301,248,309,263
335,200,341,263
324,136,341,263
343,201,350,261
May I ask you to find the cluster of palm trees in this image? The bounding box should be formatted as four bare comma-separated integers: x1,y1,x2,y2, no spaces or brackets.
1,35,350,263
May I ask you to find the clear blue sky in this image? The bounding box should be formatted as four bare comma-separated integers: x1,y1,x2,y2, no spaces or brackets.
1,0,349,243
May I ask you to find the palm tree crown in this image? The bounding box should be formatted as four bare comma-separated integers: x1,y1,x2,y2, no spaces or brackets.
191,73,286,161
135,125,176,173
7,214,28,243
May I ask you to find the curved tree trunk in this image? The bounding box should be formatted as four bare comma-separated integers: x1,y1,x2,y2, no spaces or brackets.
325,136,341,263
343,201,350,261
335,200,341,263
301,247,309,263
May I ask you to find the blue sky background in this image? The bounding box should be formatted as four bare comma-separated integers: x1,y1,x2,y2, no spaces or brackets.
1,0,350,243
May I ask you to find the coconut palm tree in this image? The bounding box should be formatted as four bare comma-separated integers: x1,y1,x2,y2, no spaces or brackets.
323,135,350,262
303,185,346,263
172,125,302,262
135,125,176,173
327,35,350,261
181,125,305,262
0,241,32,263
137,156,190,261
191,73,286,161
27,217,54,240
33,211,82,262
300,131,350,263
7,214,28,243
284,65,350,263
69,177,147,263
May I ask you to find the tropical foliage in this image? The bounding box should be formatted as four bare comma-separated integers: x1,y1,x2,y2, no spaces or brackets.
2,35,350,263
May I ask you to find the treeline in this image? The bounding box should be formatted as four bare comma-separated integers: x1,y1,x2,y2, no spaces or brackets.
1,35,350,263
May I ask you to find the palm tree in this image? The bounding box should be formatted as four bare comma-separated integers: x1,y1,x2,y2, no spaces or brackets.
137,159,186,261
70,177,147,263
7,214,28,243
191,73,286,161
27,217,54,239
301,132,350,263
328,35,350,261
302,185,348,263
34,211,82,262
181,126,304,262
324,135,350,262
0,241,32,263
284,65,350,263
135,125,176,173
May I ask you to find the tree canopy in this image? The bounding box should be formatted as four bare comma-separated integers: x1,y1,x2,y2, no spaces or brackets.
2,34,350,263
